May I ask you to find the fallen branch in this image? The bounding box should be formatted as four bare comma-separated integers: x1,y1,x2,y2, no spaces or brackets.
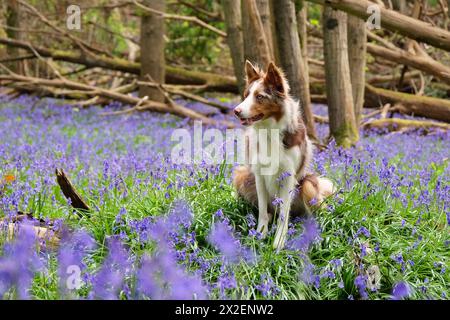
306,0,450,52
365,84,450,122
137,80,230,113
366,43,450,86
362,118,450,132
55,168,90,216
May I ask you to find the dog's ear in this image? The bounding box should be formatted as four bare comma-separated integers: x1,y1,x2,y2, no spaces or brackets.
245,60,260,84
264,62,285,95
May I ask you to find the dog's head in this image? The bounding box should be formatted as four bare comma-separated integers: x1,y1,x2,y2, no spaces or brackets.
234,60,289,126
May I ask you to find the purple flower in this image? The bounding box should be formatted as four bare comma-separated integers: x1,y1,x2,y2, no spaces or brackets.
137,251,208,300
255,274,280,298
0,222,44,299
58,229,96,297
90,237,132,300
391,281,411,300
207,220,255,264
272,197,283,206
288,218,322,252
354,275,368,299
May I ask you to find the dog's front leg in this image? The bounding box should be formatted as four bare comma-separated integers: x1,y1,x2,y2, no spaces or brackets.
255,174,270,237
273,173,296,250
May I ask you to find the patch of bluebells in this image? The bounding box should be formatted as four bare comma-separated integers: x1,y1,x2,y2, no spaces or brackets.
0,97,448,300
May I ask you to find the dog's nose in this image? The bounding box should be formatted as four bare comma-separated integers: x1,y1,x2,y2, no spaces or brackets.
234,107,242,117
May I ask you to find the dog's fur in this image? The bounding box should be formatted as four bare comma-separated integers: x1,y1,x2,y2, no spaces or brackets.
232,61,334,250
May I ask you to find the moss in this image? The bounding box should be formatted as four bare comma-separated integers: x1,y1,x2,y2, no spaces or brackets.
333,121,359,148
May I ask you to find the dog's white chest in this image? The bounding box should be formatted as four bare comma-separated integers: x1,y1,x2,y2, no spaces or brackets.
248,128,300,197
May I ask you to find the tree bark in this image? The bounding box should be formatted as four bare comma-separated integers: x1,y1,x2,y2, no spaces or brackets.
323,7,359,147
241,0,273,68
347,14,367,124
222,0,246,96
297,1,310,85
270,0,317,139
139,0,165,102
305,0,450,52
6,0,25,74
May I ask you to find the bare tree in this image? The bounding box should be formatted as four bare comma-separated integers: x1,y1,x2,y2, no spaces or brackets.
222,0,245,96
139,0,166,102
347,15,367,124
323,7,359,147
270,0,317,138
241,0,273,67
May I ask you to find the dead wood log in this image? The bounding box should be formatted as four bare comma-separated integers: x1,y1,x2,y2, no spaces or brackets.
305,0,450,52
365,84,450,122
55,168,90,216
362,118,450,132
0,211,60,248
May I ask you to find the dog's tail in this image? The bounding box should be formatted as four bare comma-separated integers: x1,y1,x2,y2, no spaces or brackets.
300,174,335,207
232,165,258,205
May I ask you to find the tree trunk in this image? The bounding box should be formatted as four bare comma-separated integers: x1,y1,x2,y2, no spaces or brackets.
305,0,450,52
347,14,367,124
222,0,246,96
297,1,309,85
323,7,359,147
271,0,317,138
6,0,25,74
241,0,273,68
448,0,450,18
255,0,274,59
392,0,408,14
139,0,165,102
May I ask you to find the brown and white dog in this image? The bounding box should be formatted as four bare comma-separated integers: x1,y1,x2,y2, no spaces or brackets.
232,60,334,250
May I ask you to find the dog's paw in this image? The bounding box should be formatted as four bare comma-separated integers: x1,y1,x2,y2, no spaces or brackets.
272,224,287,251
257,219,269,238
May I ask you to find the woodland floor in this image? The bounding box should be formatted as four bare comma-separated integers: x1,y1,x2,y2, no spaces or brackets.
0,95,448,300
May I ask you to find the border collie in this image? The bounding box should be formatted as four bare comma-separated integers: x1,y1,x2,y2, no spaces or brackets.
232,60,334,250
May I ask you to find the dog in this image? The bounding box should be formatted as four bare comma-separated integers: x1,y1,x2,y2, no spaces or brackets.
232,60,334,250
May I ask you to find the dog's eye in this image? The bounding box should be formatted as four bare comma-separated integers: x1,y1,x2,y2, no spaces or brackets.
256,94,264,101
